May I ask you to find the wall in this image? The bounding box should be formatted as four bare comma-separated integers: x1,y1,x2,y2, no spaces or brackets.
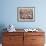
0,0,46,30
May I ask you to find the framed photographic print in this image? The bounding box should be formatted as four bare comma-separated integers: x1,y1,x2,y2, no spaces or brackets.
17,7,35,22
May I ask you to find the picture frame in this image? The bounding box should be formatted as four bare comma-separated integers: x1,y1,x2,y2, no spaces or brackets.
17,7,35,22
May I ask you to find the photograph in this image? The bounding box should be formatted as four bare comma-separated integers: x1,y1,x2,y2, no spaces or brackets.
17,7,35,22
